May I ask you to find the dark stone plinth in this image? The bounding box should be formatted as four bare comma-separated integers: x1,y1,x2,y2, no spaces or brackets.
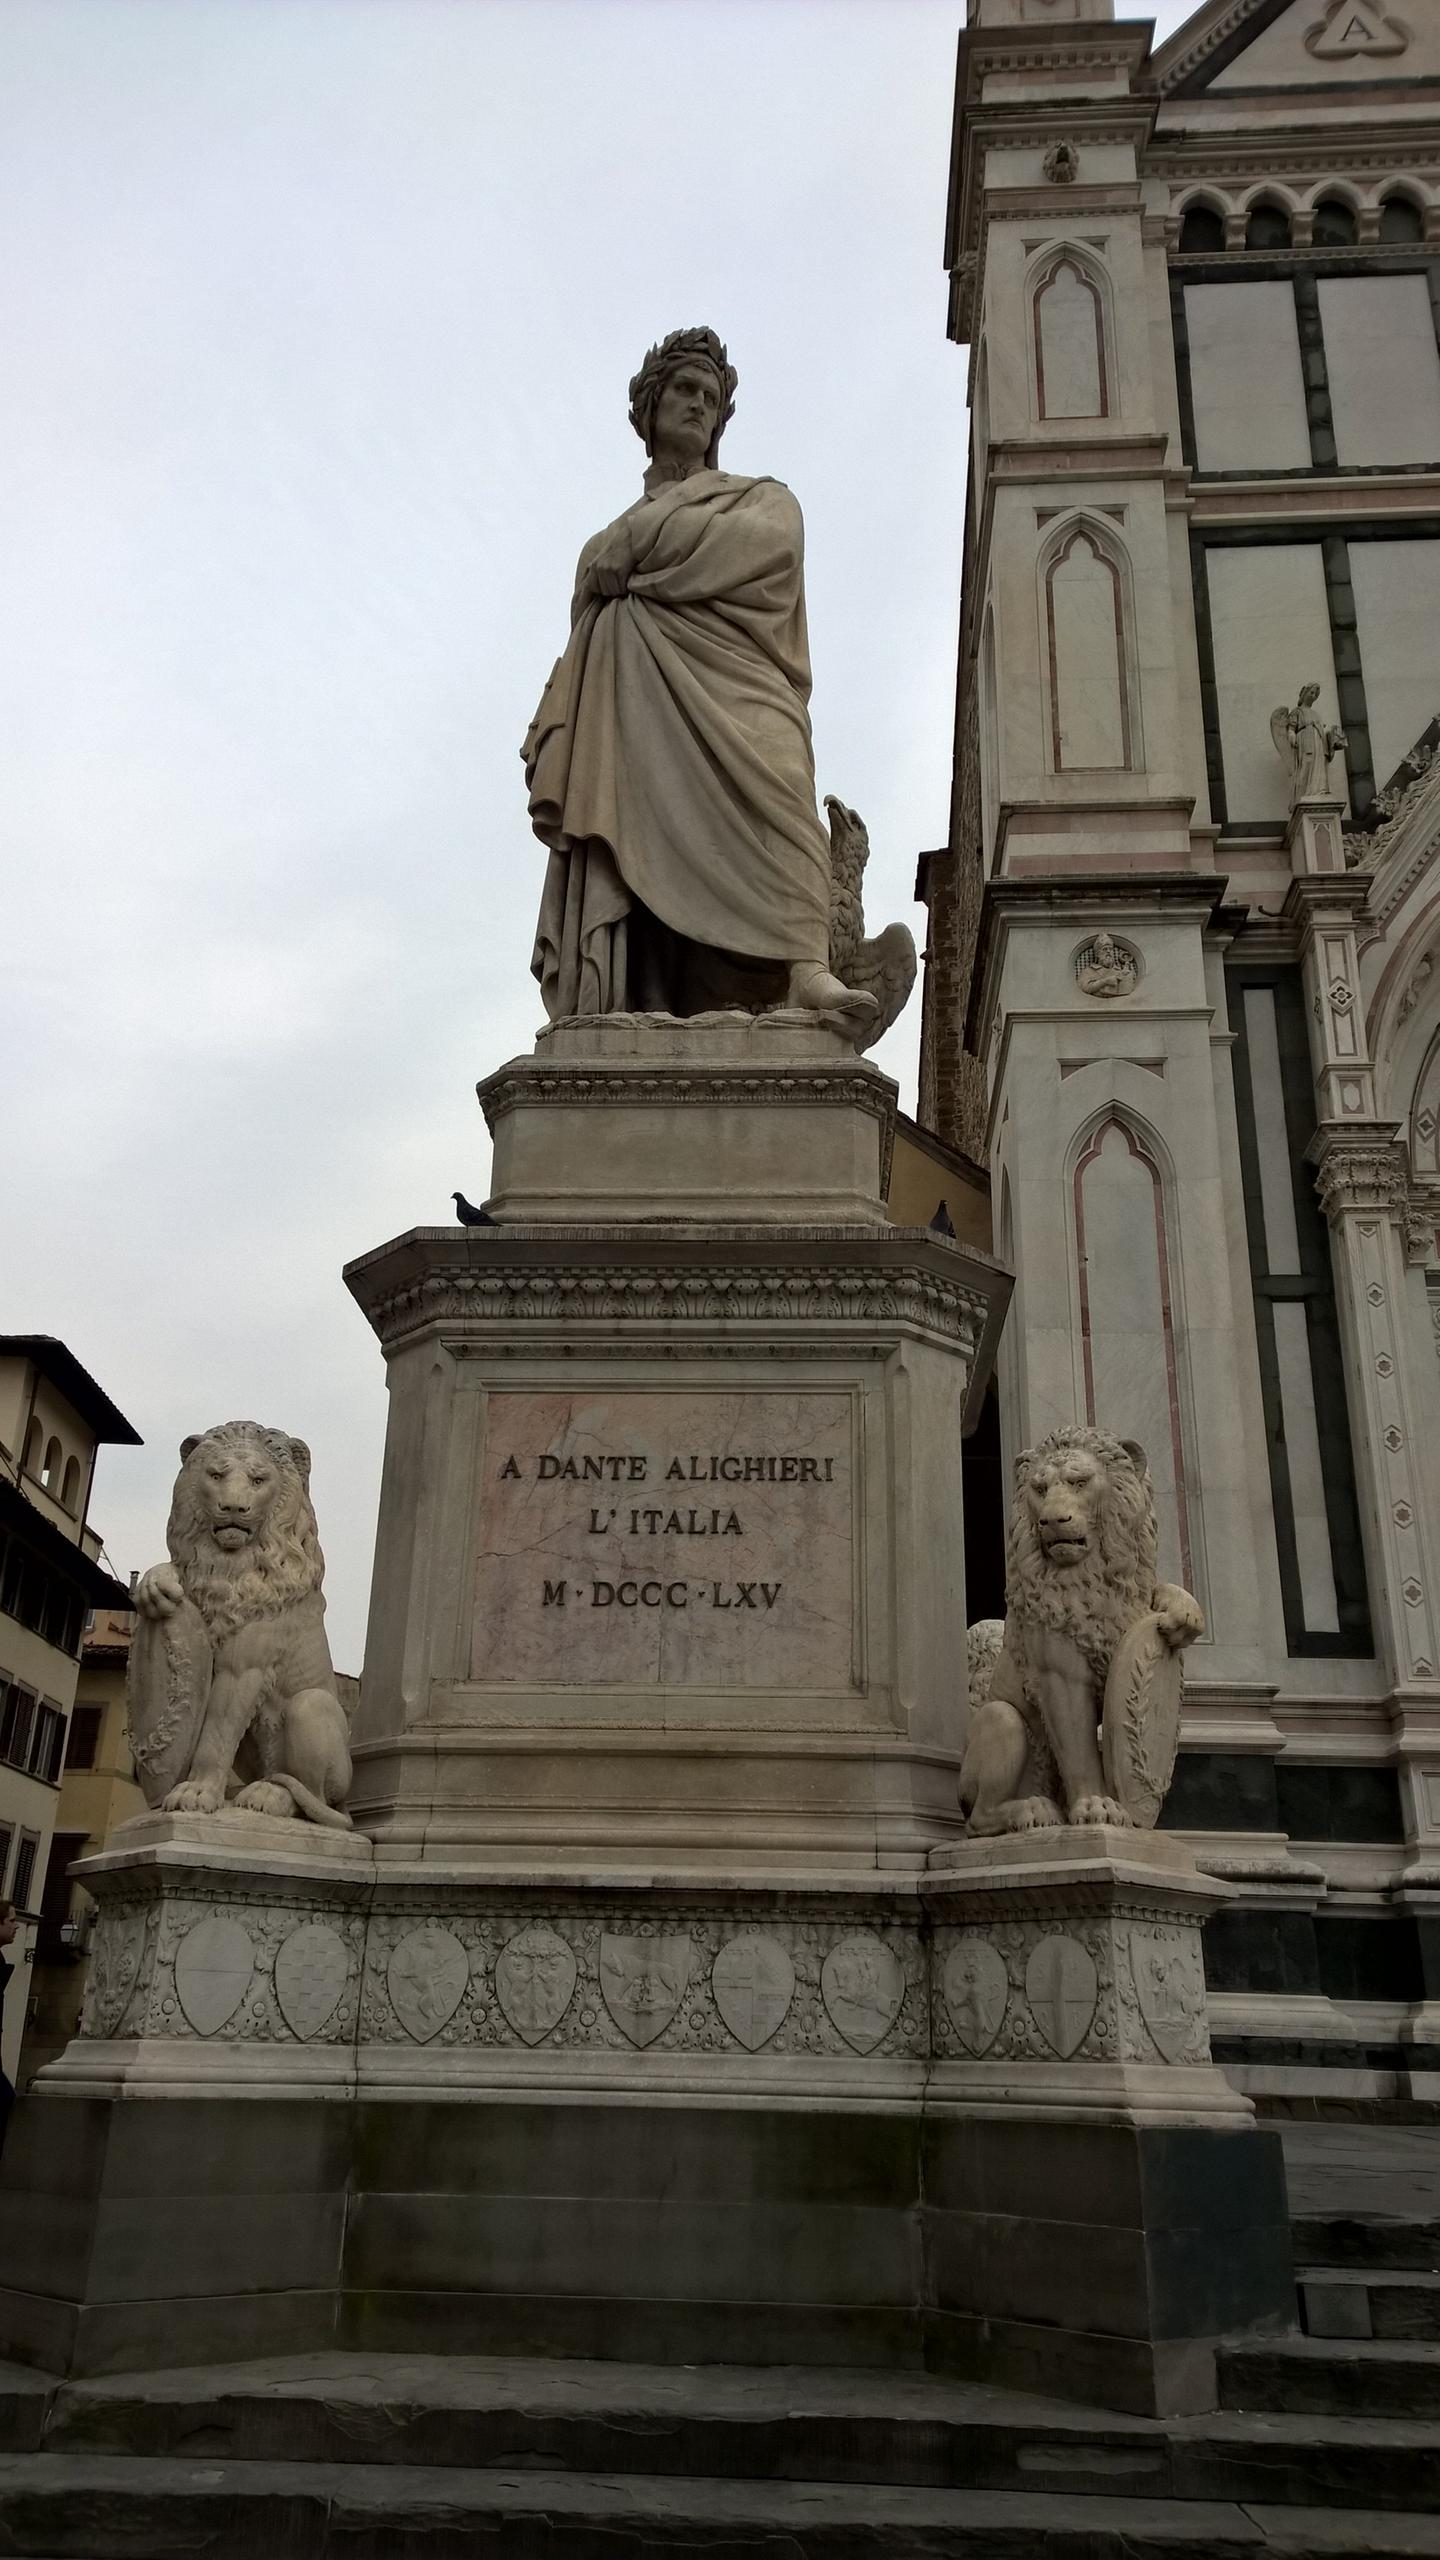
0,2090,1292,2415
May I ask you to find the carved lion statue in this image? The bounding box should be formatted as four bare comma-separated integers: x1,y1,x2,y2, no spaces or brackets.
127,1422,353,1828
958,1426,1203,1834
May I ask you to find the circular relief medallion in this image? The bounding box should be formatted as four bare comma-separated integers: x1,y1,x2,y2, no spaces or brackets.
820,1934,905,2055
1024,1934,1098,2060
495,1925,578,2046
387,1925,469,2043
942,1940,1010,2057
174,1915,256,2037
274,1921,350,2042
712,1933,795,2052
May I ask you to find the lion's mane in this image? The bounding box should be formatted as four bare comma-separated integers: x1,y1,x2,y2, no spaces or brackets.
1005,1424,1156,1683
167,1421,325,1646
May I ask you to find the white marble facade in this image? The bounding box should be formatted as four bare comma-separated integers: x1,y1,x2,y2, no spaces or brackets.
930,0,1440,2097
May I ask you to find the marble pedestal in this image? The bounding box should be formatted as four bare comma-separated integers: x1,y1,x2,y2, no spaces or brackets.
342,1017,1009,1872
0,1019,1290,2415
0,1817,1291,2413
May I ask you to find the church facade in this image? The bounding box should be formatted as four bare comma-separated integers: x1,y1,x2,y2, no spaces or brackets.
920,0,1440,2096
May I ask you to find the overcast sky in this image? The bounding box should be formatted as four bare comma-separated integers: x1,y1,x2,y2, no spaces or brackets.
3,0,1191,1666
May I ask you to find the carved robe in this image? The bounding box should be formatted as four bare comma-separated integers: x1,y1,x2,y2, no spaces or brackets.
524,470,833,1020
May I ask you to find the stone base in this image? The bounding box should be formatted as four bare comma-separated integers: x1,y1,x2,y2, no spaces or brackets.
0,1827,1295,2414
478,1013,899,1227
0,2088,1291,2416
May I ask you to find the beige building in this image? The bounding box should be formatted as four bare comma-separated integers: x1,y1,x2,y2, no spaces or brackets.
21,1606,144,2083
920,0,1440,2098
0,1338,138,2086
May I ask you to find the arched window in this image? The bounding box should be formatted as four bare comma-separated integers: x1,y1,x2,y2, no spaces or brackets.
1032,252,1108,419
1042,522,1135,772
1246,199,1292,250
61,1456,81,1513
1379,194,1424,245
1312,195,1358,248
1178,202,1225,256
22,1418,42,1477
42,1436,62,1491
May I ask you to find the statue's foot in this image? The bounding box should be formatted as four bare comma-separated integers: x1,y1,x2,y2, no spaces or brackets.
160,1778,225,1815
786,963,878,1036
233,1780,297,1819
1070,1793,1129,1828
1002,1796,1064,1831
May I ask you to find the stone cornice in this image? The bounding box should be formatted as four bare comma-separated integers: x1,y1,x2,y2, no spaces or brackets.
344,1228,1011,1409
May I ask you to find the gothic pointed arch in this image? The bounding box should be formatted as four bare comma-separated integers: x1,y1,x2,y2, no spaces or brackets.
1038,514,1141,774
1027,243,1111,422
1067,1109,1198,1596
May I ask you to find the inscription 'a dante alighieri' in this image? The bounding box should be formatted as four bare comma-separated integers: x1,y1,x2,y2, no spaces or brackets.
472,1390,855,1692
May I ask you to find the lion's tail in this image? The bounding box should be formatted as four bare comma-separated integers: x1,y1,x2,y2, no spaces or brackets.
269,1773,354,1830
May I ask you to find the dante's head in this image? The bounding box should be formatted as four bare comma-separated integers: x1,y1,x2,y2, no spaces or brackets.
629,327,737,472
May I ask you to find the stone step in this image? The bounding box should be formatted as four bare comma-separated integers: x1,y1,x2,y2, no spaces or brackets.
18,2353,1440,2515
4,2453,1440,2560
1221,2337,1440,2420
1300,2270,1440,2343
1292,2217,1440,2274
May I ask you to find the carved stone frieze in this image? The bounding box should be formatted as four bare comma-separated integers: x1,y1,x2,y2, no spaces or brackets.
72,1865,1222,2080
930,1903,1210,2072
479,1065,895,1132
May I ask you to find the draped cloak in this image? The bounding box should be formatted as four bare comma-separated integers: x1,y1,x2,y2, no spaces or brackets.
523,470,833,1020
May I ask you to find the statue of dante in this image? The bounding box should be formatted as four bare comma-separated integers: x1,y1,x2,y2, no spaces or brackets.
523,328,874,1030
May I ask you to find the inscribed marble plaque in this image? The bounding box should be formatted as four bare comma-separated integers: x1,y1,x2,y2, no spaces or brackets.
472,1390,855,1689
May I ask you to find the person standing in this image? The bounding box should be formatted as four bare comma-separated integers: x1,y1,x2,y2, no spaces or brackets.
0,1898,17,2160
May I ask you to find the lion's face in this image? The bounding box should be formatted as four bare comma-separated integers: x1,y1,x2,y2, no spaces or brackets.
166,1421,323,1639
190,1442,285,1554
1005,1425,1157,1671
1023,1446,1107,1571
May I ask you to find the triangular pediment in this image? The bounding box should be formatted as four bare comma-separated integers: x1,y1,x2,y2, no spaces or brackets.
1153,0,1439,94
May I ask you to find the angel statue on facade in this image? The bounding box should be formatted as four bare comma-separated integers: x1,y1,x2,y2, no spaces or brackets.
1271,683,1347,809
523,327,914,1046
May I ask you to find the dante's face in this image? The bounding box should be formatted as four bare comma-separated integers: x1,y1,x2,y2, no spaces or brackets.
651,360,723,467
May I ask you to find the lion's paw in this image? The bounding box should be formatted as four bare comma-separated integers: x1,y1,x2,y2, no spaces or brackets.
233,1781,296,1819
1003,1796,1063,1832
161,1779,224,1816
1070,1794,1130,1828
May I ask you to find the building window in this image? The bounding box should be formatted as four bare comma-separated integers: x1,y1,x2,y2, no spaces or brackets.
65,1705,101,1771
29,1704,65,1785
1246,200,1292,251
21,1420,42,1478
0,1681,37,1771
1379,194,1424,245
60,1455,81,1513
1228,969,1371,1656
41,1436,62,1492
1312,196,1358,249
1179,202,1225,256
11,1831,39,1913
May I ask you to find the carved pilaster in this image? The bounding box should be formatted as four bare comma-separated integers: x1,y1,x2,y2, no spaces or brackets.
1308,1126,1440,1688
1285,877,1377,1125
